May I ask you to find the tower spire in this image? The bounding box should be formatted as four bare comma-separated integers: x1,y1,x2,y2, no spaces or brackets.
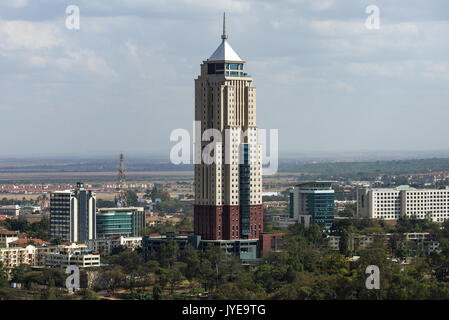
221,12,228,40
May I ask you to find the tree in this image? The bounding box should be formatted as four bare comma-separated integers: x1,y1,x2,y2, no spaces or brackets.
82,288,100,300
11,264,31,284
153,284,163,300
126,190,139,207
159,238,179,269
0,262,9,289
108,250,143,293
53,236,63,245
168,268,184,295
103,267,125,294
41,286,64,300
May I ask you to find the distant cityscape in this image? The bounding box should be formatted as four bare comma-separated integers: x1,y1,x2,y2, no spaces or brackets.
2,6,449,303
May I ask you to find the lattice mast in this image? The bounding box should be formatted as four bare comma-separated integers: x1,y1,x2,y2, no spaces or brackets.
118,153,127,207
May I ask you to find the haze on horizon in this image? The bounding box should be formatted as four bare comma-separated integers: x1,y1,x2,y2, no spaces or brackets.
0,0,448,158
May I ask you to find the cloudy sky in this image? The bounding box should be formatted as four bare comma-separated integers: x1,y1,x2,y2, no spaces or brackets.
0,0,448,158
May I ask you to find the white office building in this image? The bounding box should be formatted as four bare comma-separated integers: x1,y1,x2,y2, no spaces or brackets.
357,185,449,222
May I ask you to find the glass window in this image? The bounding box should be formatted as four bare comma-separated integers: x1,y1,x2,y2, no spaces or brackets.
207,63,215,74
230,63,239,70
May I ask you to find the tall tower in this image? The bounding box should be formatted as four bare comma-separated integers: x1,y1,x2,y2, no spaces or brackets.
194,13,263,240
118,153,128,207
50,182,96,243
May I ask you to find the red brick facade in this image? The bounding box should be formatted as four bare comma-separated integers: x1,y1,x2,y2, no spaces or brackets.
259,232,285,258
194,204,263,240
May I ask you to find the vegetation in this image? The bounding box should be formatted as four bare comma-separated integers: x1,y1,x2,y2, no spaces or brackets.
280,157,449,180
96,199,116,208
144,217,193,235
67,219,449,300
0,215,50,240
144,185,171,202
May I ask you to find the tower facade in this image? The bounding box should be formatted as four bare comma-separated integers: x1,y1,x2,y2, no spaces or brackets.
194,14,263,240
50,182,96,243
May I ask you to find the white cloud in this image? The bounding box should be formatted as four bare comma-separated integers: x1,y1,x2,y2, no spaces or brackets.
0,19,62,51
308,19,367,36
126,41,141,64
183,0,252,13
285,0,336,11
86,53,118,78
63,50,118,79
8,0,28,8
422,61,449,81
347,62,394,77
28,55,47,68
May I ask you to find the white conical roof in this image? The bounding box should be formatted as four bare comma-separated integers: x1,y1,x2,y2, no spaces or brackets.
208,39,243,62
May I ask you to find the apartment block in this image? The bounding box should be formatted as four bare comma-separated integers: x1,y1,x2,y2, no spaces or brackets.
0,245,35,269
42,250,100,269
86,236,142,256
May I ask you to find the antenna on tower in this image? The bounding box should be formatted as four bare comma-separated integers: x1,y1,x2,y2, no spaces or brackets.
221,12,228,40
117,153,127,207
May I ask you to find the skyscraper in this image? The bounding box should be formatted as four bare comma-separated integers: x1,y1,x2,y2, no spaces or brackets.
50,182,96,242
194,14,263,240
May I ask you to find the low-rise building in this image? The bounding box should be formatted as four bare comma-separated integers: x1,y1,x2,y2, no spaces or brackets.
0,205,20,216
259,232,285,258
8,238,50,248
142,233,200,262
86,236,142,256
0,245,35,269
328,232,441,255
0,230,19,248
142,232,284,263
405,232,441,254
328,234,389,252
328,235,340,251
42,250,100,269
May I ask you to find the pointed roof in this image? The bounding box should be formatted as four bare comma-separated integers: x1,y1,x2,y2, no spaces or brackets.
208,40,242,62
207,13,243,62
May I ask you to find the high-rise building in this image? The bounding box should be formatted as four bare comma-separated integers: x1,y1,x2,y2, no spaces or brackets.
289,182,335,229
50,182,96,243
96,207,145,238
194,14,263,240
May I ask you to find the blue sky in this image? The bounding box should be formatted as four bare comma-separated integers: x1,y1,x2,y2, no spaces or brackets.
0,0,448,157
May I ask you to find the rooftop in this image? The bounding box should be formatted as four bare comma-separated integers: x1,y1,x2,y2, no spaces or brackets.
9,238,50,247
0,229,18,235
207,13,243,62
208,39,242,62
